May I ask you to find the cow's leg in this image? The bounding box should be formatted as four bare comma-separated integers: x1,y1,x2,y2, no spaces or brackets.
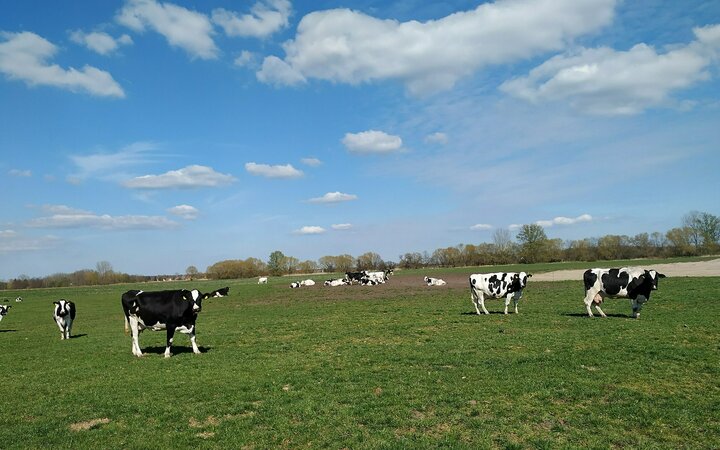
513,291,521,314
165,326,176,358
129,317,143,357
478,293,489,315
471,289,481,315
504,294,511,315
631,296,646,319
583,289,598,317
189,325,200,354
56,318,65,340
65,319,72,339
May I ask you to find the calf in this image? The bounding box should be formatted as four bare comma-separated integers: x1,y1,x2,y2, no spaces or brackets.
0,305,11,323
258,277,268,284
53,299,76,339
469,272,532,315
324,278,349,286
583,268,666,319
424,276,447,286
121,289,209,358
209,287,230,298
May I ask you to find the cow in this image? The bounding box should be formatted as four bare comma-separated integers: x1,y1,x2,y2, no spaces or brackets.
53,299,76,340
300,279,315,286
258,277,268,284
290,282,301,288
345,272,366,285
469,272,532,315
424,276,447,286
209,287,230,298
583,268,666,319
324,278,349,287
0,305,10,323
360,277,381,286
121,289,210,358
15,296,22,302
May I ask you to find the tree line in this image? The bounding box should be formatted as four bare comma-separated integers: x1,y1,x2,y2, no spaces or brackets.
2,210,717,288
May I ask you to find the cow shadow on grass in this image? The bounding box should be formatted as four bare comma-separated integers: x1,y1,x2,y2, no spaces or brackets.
141,345,212,355
460,311,513,316
0,329,17,333
69,333,88,339
563,312,632,318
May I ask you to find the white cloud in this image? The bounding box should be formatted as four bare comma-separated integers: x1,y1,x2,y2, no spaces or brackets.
0,31,125,97
424,132,448,145
124,165,236,189
70,141,160,181
70,30,133,55
234,50,256,67
470,223,492,231
39,205,92,215
0,230,17,238
501,24,720,115
342,130,403,154
0,230,59,253
307,191,357,204
301,157,322,166
116,0,218,60
536,214,593,227
257,0,615,95
245,162,303,178
9,169,31,177
294,225,325,235
331,223,352,230
167,204,199,219
212,0,291,39
27,212,178,230
257,55,306,86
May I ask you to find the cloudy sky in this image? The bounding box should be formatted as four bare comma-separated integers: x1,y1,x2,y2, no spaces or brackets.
1,0,719,279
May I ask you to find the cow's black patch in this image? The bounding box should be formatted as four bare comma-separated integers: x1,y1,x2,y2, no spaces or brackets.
600,269,629,296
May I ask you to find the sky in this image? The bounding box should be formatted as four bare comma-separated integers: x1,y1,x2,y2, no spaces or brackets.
1,0,719,279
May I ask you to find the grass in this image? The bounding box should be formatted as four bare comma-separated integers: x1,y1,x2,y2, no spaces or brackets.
0,265,718,448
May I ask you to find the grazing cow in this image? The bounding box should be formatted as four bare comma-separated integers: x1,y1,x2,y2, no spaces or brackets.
424,276,447,286
15,296,22,302
121,289,209,358
324,278,349,287
0,305,10,322
258,277,268,284
209,287,230,298
469,272,532,315
53,299,76,340
583,268,666,319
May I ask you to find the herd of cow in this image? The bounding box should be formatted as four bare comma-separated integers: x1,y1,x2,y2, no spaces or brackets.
0,267,666,358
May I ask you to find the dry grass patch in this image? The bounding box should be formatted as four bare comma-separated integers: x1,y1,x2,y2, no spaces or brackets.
69,418,110,432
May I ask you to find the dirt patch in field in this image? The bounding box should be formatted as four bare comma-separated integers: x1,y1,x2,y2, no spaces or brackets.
69,418,110,432
530,258,720,282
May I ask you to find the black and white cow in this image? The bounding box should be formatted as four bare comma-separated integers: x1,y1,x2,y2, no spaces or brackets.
209,287,230,298
345,272,366,285
121,289,210,358
53,299,76,340
0,305,11,323
324,278,349,287
424,276,447,286
15,296,22,302
583,268,666,319
469,272,532,315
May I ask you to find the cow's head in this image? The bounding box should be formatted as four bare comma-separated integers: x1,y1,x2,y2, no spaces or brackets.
53,300,70,317
0,304,10,316
646,270,666,290
512,272,532,290
183,289,208,313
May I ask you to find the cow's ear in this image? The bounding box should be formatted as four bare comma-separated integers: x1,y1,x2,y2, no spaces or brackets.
658,273,666,278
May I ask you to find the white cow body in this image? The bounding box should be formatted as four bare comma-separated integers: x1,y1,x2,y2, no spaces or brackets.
424,276,447,286
469,272,532,315
258,277,268,284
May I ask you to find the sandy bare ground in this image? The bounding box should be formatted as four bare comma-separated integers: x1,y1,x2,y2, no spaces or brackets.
530,258,720,282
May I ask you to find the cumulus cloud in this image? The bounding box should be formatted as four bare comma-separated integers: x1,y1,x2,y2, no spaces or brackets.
294,225,325,235
124,165,236,189
234,50,256,67
301,157,322,166
331,223,352,230
9,169,31,177
116,0,218,60
167,204,199,219
501,24,720,115
256,55,305,86
307,191,357,204
424,132,448,145
470,223,492,231
212,0,291,39
27,211,178,230
257,0,615,95
536,214,593,227
342,130,403,154
245,162,303,178
70,30,133,55
0,31,125,97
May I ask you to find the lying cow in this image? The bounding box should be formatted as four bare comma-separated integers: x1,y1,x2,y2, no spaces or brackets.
209,286,230,297
53,299,76,340
324,278,349,286
345,272,366,285
0,305,11,323
121,289,210,358
424,276,447,286
258,277,268,284
15,296,22,302
583,268,666,319
469,272,532,315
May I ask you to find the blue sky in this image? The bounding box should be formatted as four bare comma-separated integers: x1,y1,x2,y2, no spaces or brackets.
1,0,719,279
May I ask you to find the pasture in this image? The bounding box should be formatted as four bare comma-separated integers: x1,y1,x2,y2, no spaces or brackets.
0,266,718,448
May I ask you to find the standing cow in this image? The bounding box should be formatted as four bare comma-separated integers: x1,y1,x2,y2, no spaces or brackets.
121,289,209,358
469,272,532,315
583,268,666,319
0,305,11,323
53,300,76,340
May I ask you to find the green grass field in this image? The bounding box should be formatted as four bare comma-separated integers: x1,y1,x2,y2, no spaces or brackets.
1,265,718,449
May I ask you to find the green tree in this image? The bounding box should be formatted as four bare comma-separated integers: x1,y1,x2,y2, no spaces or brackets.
516,224,547,263
267,250,286,276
